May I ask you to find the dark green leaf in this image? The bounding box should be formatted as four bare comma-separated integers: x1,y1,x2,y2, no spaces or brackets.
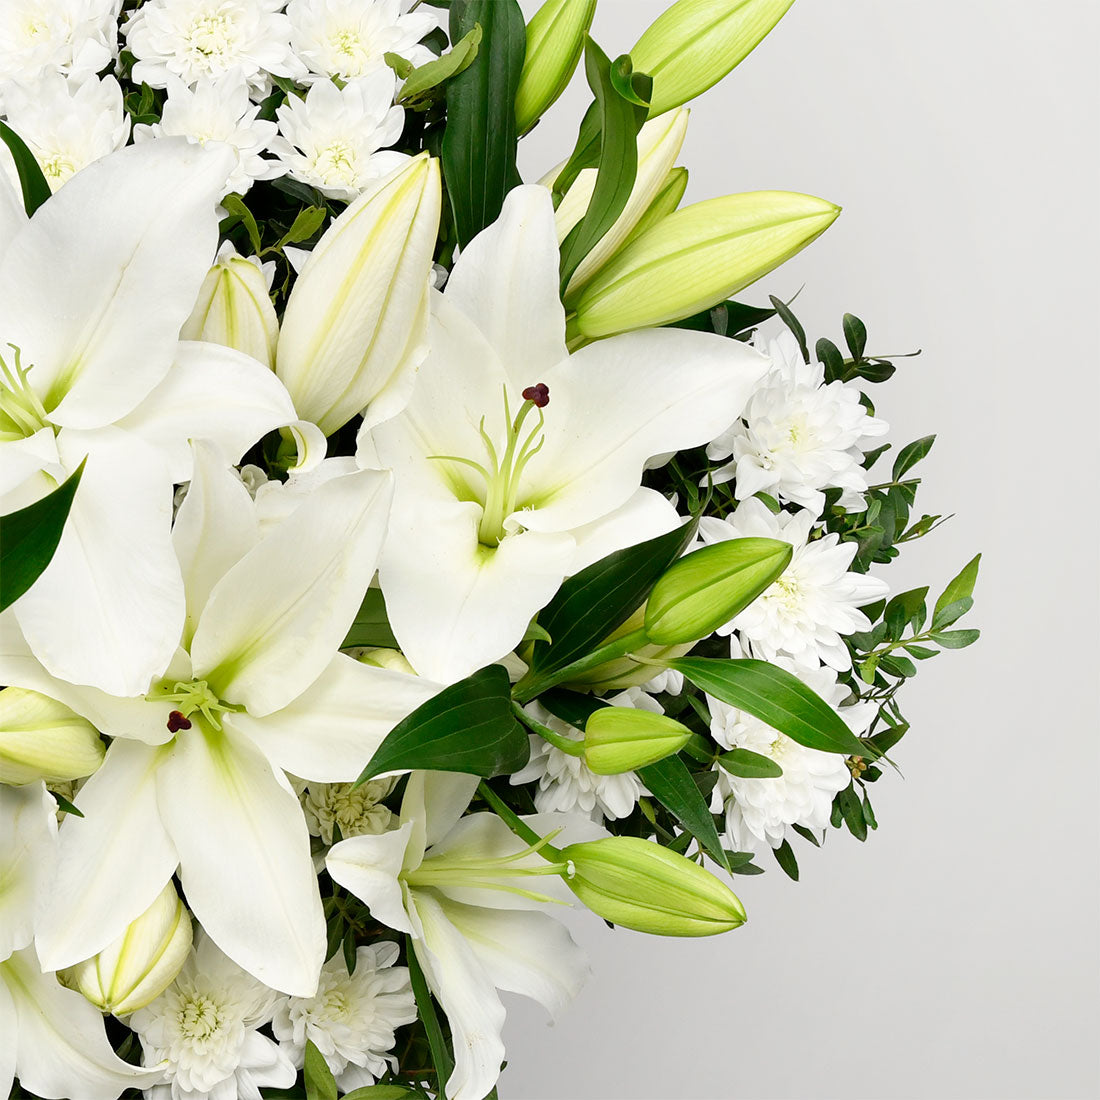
863,721,908,756
816,336,845,383
551,99,601,201
51,792,83,818
670,299,776,338
902,643,938,660
399,23,483,105
790,823,820,847
933,554,981,620
769,295,809,363
891,435,935,481
861,788,878,830
668,658,866,756
842,313,867,360
930,628,980,649
728,858,765,875
637,753,729,871
723,850,757,869
878,654,916,678
304,1039,338,1100
1,460,85,613
857,358,896,383
0,121,50,214
717,748,782,779
342,1088,412,1100
884,586,928,639
342,587,399,649
357,664,526,783
931,596,973,631
773,839,799,880
442,0,525,247
342,926,357,975
219,193,262,254
539,688,609,729
407,937,454,1094
836,784,867,841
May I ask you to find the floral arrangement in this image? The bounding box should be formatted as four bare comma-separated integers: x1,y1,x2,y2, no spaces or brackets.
0,1,981,1098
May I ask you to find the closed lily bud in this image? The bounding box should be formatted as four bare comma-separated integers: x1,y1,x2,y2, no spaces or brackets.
583,708,692,774
0,687,104,785
562,836,746,936
515,0,597,135
60,882,192,1016
275,153,442,437
556,107,690,300
631,0,797,116
621,166,689,246
645,537,792,645
180,243,280,368
572,190,840,338
564,606,692,692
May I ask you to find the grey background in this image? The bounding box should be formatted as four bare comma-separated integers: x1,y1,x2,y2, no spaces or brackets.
501,2,1100,1097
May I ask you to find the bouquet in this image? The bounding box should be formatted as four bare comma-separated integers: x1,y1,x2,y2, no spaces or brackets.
0,1,981,1098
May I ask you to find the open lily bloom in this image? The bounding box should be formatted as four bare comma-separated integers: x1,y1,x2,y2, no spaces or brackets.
328,771,602,1100
366,185,770,682
0,138,315,697
0,444,438,997
0,783,159,1099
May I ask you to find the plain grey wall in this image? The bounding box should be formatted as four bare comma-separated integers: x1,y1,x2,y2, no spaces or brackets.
501,2,1100,1098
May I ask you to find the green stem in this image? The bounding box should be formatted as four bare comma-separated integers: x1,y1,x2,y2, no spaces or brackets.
477,781,563,860
513,627,651,702
406,937,454,1098
511,700,584,756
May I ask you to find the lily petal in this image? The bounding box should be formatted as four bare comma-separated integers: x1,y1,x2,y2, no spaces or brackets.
567,487,680,573
326,822,419,937
0,166,26,250
404,770,480,850
0,428,57,499
0,976,14,1099
0,783,56,959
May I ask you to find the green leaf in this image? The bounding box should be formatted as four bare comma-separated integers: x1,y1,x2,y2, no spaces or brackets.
342,1088,412,1100
842,312,867,360
383,51,416,79
717,747,783,779
539,688,608,729
0,460,85,613
863,721,908,756
521,620,552,645
816,336,845,383
637,753,730,871
769,295,809,363
668,658,866,757
930,596,973,631
891,435,935,481
559,41,649,295
930,628,980,649
933,554,981,620
884,586,928,639
670,299,776,338
551,99,601,201
51,792,83,818
342,588,400,649
304,1039,338,1100
219,193,262,254
836,784,867,841
357,664,527,783
790,823,820,847
773,839,799,881
442,0,525,247
399,23,483,105
280,205,327,245
878,654,916,678
0,121,50,215
407,937,454,1096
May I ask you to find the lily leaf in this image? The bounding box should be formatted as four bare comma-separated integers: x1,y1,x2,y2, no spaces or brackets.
342,588,399,649
0,120,50,214
637,752,730,871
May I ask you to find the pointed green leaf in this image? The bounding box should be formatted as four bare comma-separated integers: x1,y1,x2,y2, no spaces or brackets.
842,312,867,360
399,23,483,105
933,554,981,620
0,121,50,215
891,434,935,481
769,294,809,362
343,587,399,649
636,753,730,871
773,838,798,880
717,747,782,779
930,628,980,649
304,1039,338,1100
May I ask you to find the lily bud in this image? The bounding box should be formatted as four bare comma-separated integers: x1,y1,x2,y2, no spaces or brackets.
60,882,192,1016
275,153,442,437
583,708,692,774
356,646,417,676
572,190,840,338
0,687,104,785
645,537,792,645
515,0,597,135
621,166,689,246
562,836,746,936
564,606,691,691
631,0,797,117
556,107,690,300
180,243,280,368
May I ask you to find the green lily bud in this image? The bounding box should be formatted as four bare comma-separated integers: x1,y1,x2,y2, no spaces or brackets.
562,836,746,936
621,165,689,247
180,244,280,368
583,708,692,774
631,0,797,116
0,687,104,785
356,646,417,676
515,0,597,135
572,190,840,338
645,537,792,645
563,606,691,692
275,153,442,436
60,882,192,1016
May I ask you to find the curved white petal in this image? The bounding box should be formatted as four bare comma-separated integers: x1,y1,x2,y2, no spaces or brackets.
0,166,26,254
157,726,324,996
518,328,769,533
567,487,681,573
228,652,439,783
12,427,183,696
0,139,235,429
190,467,393,716
0,976,14,1098
3,946,160,1098
403,770,480,851
118,340,300,482
326,823,418,937
0,428,56,499
442,185,567,386
0,783,56,959
34,740,177,973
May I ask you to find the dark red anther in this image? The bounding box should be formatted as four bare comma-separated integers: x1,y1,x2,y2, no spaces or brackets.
522,382,550,408
166,710,192,733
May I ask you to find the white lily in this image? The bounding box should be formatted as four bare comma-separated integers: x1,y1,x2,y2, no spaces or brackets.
0,782,160,1099
327,771,601,1100
364,184,769,682
0,138,317,697
0,443,439,997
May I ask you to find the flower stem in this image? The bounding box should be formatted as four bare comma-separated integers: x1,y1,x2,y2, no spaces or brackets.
477,781,564,861
511,700,584,756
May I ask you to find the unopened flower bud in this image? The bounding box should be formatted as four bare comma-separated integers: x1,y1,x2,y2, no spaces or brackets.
515,0,597,135
562,836,746,935
645,537,792,645
60,882,192,1016
621,166,689,246
563,606,692,692
356,647,417,676
631,0,797,116
583,708,692,774
180,243,280,368
0,687,104,785
276,153,442,436
572,190,840,338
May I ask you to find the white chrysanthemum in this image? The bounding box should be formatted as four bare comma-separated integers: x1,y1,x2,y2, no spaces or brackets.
134,74,285,195
708,331,888,516
123,0,303,93
0,0,121,94
699,498,888,671
271,941,416,1091
131,932,294,1099
1,73,129,192
707,659,875,853
510,688,657,821
287,0,436,83
270,71,406,200
299,777,396,845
